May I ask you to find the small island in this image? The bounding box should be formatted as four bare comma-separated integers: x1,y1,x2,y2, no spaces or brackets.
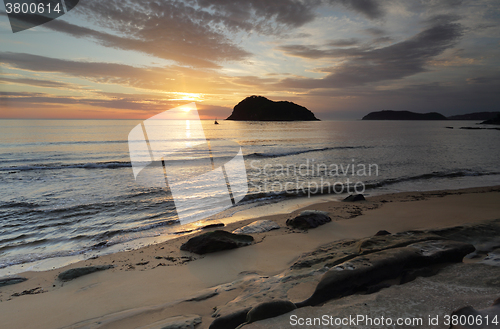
480,113,500,125
362,110,447,120
226,96,319,121
448,112,500,120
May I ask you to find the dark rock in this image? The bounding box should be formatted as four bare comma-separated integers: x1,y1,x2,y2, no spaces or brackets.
480,113,500,125
202,223,225,230
58,265,114,282
449,298,500,329
247,300,297,323
296,240,474,307
232,220,280,234
375,230,391,236
400,266,440,284
180,230,254,255
11,287,44,297
0,276,27,287
185,290,219,302
286,210,331,230
226,96,319,121
343,194,366,202
209,308,251,329
136,261,149,266
362,110,447,120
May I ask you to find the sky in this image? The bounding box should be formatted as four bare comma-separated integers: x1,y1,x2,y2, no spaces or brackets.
0,0,499,120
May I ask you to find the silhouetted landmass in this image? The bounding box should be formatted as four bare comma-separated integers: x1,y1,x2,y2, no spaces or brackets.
362,110,447,120
480,113,500,125
226,96,319,121
448,112,500,120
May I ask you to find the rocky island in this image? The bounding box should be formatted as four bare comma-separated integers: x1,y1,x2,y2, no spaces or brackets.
226,96,319,121
362,110,447,120
480,113,500,125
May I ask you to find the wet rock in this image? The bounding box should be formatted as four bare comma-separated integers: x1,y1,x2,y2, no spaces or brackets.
286,210,331,230
180,230,254,255
343,194,366,202
296,239,474,307
185,289,219,302
481,251,500,266
232,220,280,234
12,287,44,297
247,300,297,323
209,308,251,329
58,265,114,282
140,314,202,329
202,223,225,230
0,276,27,287
450,298,500,329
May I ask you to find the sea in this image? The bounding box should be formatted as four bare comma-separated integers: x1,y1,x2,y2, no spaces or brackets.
1,119,500,275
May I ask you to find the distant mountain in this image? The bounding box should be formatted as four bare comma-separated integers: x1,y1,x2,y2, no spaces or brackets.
226,96,319,121
480,113,500,125
447,112,500,120
362,110,447,120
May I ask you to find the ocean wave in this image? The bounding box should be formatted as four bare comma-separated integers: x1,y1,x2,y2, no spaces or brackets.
0,161,132,172
241,170,500,202
363,170,500,189
246,146,370,158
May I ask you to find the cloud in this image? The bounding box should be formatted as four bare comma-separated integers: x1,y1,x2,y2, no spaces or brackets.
195,0,318,29
41,15,247,68
0,52,232,93
364,27,386,36
37,0,389,68
0,77,86,90
277,19,465,89
329,0,385,19
327,38,359,47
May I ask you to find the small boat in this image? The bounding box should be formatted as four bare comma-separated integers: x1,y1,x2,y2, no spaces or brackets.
214,118,219,125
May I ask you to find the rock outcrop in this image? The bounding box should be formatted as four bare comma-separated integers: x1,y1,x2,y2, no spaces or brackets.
226,96,319,121
180,230,254,255
480,113,500,125
232,220,280,234
58,265,114,282
0,276,27,287
286,210,331,230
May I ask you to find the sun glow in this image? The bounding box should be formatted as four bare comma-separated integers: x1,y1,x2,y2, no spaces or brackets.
166,92,205,102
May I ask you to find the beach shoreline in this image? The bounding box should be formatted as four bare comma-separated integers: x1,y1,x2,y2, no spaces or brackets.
0,185,499,329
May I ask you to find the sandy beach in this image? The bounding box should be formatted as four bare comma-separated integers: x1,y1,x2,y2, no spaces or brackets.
1,186,499,329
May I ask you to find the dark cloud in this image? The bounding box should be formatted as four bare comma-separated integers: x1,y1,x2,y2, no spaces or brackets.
43,11,247,68
467,76,500,84
364,27,386,36
330,0,384,19
41,0,388,67
0,52,230,93
278,20,465,89
0,77,85,90
327,38,359,47
0,91,176,111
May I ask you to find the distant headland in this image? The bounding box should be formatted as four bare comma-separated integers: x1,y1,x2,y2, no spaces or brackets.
480,113,500,125
226,96,319,121
362,110,447,120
